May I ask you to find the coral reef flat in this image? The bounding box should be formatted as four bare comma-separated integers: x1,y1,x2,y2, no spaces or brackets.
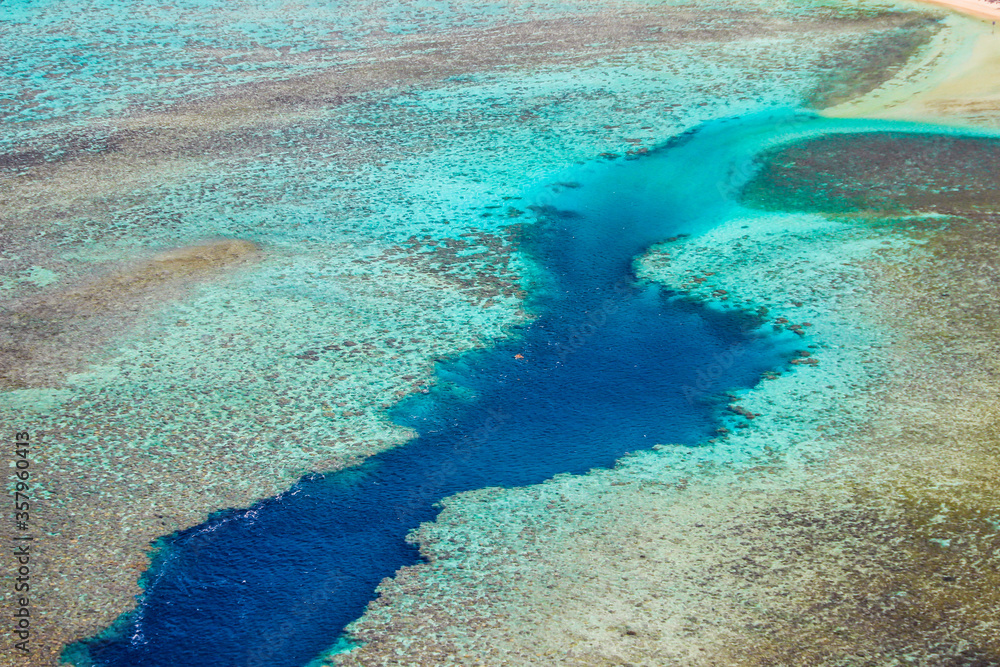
1,0,998,665
333,117,1000,665
334,16,1000,667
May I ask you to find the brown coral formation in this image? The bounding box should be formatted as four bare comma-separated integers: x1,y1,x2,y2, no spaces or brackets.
355,228,528,306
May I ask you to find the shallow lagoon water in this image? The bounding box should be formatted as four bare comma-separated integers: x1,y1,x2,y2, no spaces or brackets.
72,113,809,667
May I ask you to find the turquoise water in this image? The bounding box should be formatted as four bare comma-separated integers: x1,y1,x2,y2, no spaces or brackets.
71,113,812,666
3,0,980,661
67,108,1000,666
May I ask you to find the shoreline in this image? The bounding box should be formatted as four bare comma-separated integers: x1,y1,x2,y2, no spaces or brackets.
825,8,1000,128
913,0,1000,21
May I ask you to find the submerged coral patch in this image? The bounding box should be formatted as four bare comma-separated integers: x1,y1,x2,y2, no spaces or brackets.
741,131,1000,215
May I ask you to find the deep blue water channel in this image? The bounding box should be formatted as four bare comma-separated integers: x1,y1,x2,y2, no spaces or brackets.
78,119,799,667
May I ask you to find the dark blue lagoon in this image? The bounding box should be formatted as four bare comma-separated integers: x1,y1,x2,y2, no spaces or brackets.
75,114,804,667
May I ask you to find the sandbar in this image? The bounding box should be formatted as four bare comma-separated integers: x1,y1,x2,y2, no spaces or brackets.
915,0,1000,21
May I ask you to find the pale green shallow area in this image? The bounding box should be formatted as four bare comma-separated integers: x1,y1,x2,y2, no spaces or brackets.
0,0,954,662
